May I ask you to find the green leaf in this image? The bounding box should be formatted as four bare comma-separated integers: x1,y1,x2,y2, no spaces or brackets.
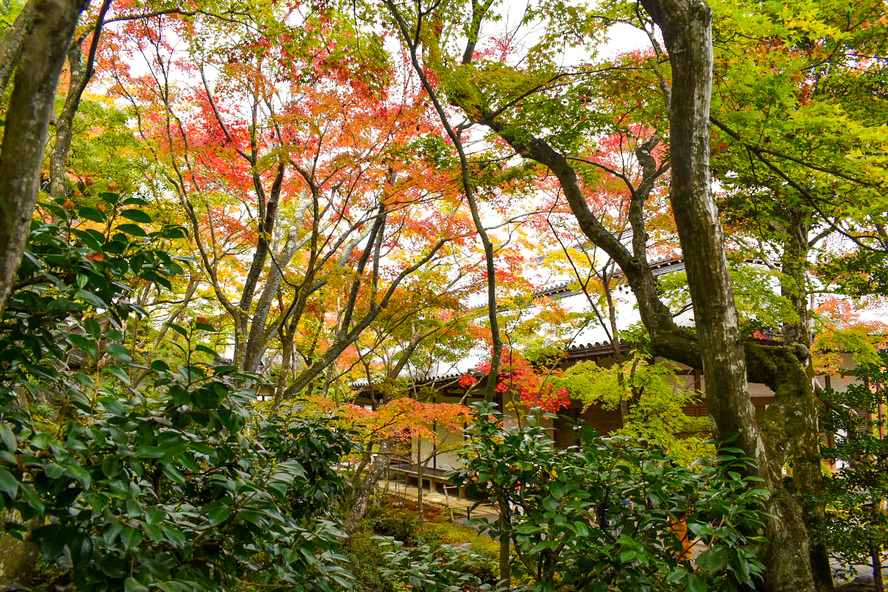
205,504,231,526
194,344,218,357
124,577,149,592
157,582,193,592
116,223,147,237
619,549,637,563
542,497,559,513
104,366,131,385
19,484,45,513
146,507,166,526
151,360,170,372
238,510,262,525
75,289,109,310
44,463,64,479
178,453,199,472
687,522,716,538
0,467,19,497
162,526,186,547
0,423,16,452
194,322,216,332
687,574,707,592
99,397,125,416
135,446,165,459
67,464,92,490
666,567,688,583
72,228,104,251
143,523,164,542
104,520,123,546
102,457,120,478
72,372,95,390
105,330,124,341
157,433,187,457
84,318,102,340
120,209,152,224
99,192,121,203
166,322,188,338
158,225,188,240
120,527,142,551
78,206,107,223
105,344,132,362
696,546,731,574
162,463,186,485
126,498,141,518
68,334,97,359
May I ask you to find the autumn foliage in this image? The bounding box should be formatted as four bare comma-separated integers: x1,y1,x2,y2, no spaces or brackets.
463,350,571,413
298,396,472,445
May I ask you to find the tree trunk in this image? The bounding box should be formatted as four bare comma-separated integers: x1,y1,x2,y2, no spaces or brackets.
0,519,40,589
0,0,89,319
272,326,294,409
498,499,512,589
49,0,111,201
779,209,833,591
637,1,816,590
242,233,300,372
343,439,391,536
0,2,36,92
872,544,884,592
416,455,425,537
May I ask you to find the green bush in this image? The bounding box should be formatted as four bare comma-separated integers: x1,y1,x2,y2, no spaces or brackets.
344,531,400,592
818,356,888,581
363,504,420,544
452,402,769,592
377,536,496,591
0,199,356,591
421,523,499,582
0,357,355,591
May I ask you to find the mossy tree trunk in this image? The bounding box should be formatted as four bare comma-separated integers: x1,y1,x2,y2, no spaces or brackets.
0,0,89,319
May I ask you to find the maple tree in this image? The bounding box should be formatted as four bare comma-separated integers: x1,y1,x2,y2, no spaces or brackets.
95,4,473,401
463,350,571,414
288,390,472,535
1,0,888,589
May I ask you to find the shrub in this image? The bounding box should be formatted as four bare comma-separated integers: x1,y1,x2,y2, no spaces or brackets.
0,342,354,591
421,522,499,582
818,356,888,584
344,531,400,592
377,536,496,591
363,504,420,544
452,402,769,592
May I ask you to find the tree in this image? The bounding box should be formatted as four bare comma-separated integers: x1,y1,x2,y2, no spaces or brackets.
100,6,459,396
320,281,482,534
380,0,830,587
0,0,89,318
559,356,712,461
